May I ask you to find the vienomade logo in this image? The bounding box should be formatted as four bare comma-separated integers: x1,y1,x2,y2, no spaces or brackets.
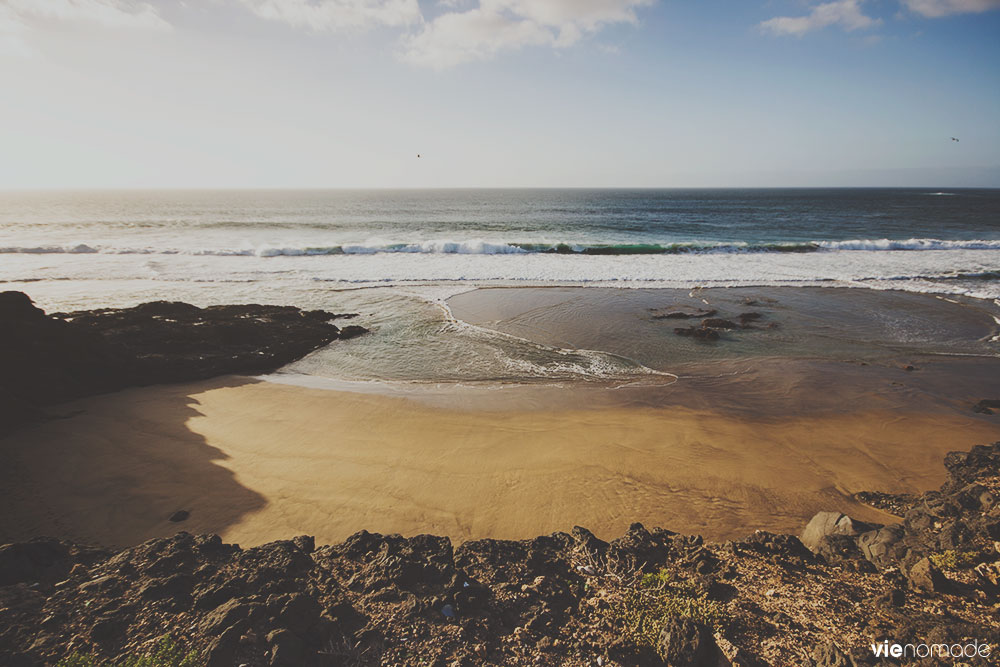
871,639,991,660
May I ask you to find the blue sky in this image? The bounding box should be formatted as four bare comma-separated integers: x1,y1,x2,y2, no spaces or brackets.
1,0,998,188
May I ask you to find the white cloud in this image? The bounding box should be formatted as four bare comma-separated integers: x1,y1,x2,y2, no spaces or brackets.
238,0,421,31
0,0,168,57
401,0,652,69
900,0,1000,16
2,0,168,29
760,0,881,36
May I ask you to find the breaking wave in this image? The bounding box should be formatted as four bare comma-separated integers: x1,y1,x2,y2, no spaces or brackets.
3,238,1000,256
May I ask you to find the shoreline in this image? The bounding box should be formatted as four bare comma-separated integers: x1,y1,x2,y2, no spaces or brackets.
2,287,999,551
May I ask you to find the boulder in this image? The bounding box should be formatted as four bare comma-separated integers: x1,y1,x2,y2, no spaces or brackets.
200,598,257,636
168,510,190,523
656,616,714,666
800,512,875,552
857,524,905,568
907,557,949,593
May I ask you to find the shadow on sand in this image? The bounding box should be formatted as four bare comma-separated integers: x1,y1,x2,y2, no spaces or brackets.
0,376,268,549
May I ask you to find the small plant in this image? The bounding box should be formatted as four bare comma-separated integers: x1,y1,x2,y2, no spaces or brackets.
615,568,724,648
929,550,979,571
56,636,201,667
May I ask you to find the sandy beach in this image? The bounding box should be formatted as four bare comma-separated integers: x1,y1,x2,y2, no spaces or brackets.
3,373,997,550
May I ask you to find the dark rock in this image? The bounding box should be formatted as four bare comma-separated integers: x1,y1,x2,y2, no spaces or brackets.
90,615,128,644
674,326,720,341
168,510,190,522
700,318,739,330
338,325,368,340
200,598,257,636
277,592,321,629
907,557,949,593
814,534,864,563
973,399,1000,415
742,531,815,562
652,308,717,319
267,628,304,667
876,586,906,608
137,573,194,601
0,539,71,586
656,616,714,666
205,624,243,667
291,535,315,553
0,291,366,434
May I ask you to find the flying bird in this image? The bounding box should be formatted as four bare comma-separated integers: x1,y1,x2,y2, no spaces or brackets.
951,137,959,142
417,154,422,158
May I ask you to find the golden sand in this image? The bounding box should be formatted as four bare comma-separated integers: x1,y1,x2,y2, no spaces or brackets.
1,376,997,549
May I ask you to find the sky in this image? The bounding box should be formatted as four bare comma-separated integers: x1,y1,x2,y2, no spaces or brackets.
1,0,998,188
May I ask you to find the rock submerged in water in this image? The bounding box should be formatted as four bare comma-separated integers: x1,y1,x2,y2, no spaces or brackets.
667,307,770,341
700,317,739,330
0,291,367,434
650,308,718,320
973,398,1000,415
673,326,720,341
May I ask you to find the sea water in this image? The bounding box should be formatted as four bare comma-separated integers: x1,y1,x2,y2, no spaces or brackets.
2,188,998,383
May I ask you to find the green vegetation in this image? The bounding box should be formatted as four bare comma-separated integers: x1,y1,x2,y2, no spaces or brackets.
929,550,979,571
615,568,724,648
56,636,201,667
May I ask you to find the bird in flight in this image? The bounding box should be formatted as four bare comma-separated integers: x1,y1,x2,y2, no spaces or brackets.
950,137,959,142
417,154,422,158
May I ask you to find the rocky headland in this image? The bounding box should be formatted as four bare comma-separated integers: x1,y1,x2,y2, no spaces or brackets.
0,291,366,434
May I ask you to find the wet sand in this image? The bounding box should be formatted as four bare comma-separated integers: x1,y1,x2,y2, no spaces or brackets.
1,375,997,549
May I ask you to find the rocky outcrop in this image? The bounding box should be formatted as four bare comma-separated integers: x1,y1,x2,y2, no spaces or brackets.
2,443,999,666
669,306,773,342
0,292,366,433
816,442,1000,572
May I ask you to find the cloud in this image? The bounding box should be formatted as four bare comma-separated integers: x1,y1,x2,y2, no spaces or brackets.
400,0,653,69
2,0,168,29
0,0,168,57
899,0,1000,16
760,0,881,36
237,0,421,31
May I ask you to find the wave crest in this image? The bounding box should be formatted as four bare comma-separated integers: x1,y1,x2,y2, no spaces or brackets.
2,238,998,256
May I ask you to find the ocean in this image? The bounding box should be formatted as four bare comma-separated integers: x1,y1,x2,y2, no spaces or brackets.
3,188,999,384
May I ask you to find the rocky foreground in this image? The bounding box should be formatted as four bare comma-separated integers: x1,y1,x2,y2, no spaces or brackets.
0,441,998,666
0,291,366,433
